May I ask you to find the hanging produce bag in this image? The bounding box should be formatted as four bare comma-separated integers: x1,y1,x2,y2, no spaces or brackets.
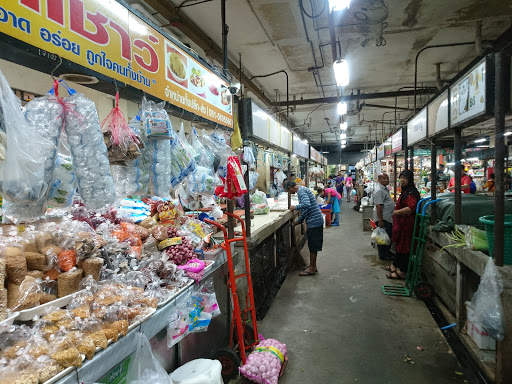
102,92,142,165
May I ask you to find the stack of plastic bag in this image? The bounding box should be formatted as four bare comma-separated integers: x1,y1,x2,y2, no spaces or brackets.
169,124,195,186
117,198,151,223
46,153,76,208
151,139,173,197
64,91,116,210
186,128,220,197
111,162,139,196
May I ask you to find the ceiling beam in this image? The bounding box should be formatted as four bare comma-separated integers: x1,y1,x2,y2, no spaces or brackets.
269,88,437,107
144,0,276,109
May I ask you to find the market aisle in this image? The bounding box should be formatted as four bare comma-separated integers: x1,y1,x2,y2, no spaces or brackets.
235,202,467,384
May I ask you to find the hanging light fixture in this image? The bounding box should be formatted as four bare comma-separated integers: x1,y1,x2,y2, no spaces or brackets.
341,144,346,149
337,101,347,116
341,139,347,145
473,138,487,143
333,59,349,87
340,133,347,139
329,0,350,13
340,122,347,131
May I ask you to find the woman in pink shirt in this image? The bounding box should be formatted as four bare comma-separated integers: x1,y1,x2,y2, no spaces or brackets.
317,187,341,226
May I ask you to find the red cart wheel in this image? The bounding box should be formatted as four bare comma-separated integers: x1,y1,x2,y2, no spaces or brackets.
214,348,241,383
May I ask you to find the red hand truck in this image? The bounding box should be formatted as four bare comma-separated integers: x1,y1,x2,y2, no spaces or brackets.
205,213,260,381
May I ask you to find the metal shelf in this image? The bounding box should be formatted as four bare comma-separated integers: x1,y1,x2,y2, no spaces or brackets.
54,259,226,384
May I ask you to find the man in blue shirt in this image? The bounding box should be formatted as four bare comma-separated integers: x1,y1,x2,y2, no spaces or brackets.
284,181,324,276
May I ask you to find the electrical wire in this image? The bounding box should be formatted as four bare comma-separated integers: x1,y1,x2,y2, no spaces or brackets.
298,0,326,19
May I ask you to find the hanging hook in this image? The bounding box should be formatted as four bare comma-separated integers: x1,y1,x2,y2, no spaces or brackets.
114,79,119,95
180,110,185,122
50,55,63,81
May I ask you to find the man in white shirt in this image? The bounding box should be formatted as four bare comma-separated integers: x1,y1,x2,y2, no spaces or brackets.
373,173,395,260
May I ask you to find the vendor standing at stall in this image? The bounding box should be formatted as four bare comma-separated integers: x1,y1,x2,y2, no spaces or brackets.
447,163,472,194
316,187,341,226
285,181,323,276
373,173,394,260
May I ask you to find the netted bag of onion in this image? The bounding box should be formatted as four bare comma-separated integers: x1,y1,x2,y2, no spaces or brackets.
239,338,287,384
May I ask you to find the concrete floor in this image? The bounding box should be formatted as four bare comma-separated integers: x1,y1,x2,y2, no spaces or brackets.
232,202,470,384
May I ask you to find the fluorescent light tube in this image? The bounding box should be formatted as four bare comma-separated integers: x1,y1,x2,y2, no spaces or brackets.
340,133,347,139
329,0,350,12
337,102,347,116
473,138,487,143
340,122,347,131
333,59,349,87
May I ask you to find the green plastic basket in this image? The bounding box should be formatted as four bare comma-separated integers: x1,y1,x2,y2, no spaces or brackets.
479,215,512,265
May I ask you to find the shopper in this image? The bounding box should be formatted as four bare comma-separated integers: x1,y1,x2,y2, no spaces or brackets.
345,173,353,202
327,175,336,189
335,171,344,198
447,163,472,194
317,187,341,226
284,181,323,276
483,173,495,192
386,170,420,280
373,173,394,260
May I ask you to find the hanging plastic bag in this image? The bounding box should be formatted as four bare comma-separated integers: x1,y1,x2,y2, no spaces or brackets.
251,190,269,215
169,122,195,186
167,301,191,348
249,171,259,190
0,70,55,204
231,113,243,150
226,156,248,198
371,227,391,245
102,92,142,165
466,257,505,341
243,146,255,165
142,97,172,138
64,91,116,210
178,122,198,161
127,332,172,384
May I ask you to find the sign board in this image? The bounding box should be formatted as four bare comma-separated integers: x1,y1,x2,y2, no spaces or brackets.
310,147,321,163
450,59,487,127
0,0,233,128
371,148,377,163
414,148,431,156
377,144,385,160
407,108,427,145
391,129,403,153
293,135,309,158
384,140,392,156
251,102,270,142
428,90,449,135
280,126,292,152
99,355,131,384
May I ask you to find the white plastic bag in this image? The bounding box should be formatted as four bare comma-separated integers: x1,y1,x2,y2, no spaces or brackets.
467,257,505,341
371,227,391,245
0,69,54,204
127,332,172,384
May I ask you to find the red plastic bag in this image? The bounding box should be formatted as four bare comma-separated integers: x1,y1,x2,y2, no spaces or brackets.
102,92,142,165
226,156,247,198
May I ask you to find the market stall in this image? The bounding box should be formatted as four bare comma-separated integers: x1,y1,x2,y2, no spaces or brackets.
397,52,512,383
0,0,256,382
236,98,307,319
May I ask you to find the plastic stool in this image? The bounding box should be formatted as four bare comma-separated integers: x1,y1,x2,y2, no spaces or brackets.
169,359,223,384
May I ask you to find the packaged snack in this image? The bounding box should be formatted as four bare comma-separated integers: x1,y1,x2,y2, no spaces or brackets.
4,245,27,285
25,252,46,271
57,268,83,297
79,257,103,281
57,250,77,272
0,288,6,321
